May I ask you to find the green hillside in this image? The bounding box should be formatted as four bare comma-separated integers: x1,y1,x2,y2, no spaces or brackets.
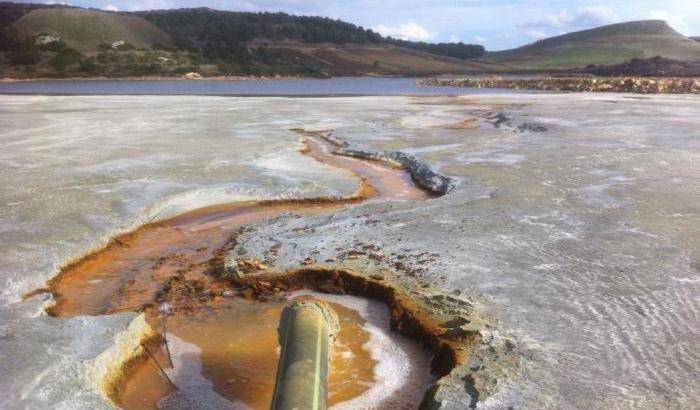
3,2,700,79
12,8,171,51
0,3,490,78
488,20,700,69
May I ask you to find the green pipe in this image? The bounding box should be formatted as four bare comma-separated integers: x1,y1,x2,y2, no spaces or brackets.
271,299,339,410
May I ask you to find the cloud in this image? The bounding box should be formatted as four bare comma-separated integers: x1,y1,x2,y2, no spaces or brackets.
448,34,460,43
566,6,618,28
126,0,172,11
374,22,437,41
103,4,120,11
473,36,485,43
523,29,547,39
523,6,619,31
515,5,619,43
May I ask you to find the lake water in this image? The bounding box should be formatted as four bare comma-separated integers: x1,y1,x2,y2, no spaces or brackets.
0,76,524,95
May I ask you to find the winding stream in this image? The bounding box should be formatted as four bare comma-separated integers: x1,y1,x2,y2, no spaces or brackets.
38,131,436,409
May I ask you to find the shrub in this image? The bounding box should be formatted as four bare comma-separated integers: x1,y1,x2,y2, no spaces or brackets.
79,57,100,74
49,47,82,71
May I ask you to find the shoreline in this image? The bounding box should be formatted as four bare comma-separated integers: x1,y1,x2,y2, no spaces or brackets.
419,76,700,94
0,73,424,83
0,75,307,83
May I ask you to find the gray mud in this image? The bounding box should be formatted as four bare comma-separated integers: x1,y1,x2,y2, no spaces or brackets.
1,93,699,409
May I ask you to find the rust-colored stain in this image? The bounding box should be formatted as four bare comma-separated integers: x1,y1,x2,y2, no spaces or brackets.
118,298,375,409
36,132,473,409
43,135,428,318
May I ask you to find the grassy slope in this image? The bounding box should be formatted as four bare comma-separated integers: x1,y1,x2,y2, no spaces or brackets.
6,6,494,76
12,8,171,51
6,5,700,76
488,20,700,69
264,42,504,75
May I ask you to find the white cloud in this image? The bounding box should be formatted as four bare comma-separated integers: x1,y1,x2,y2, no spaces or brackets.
568,6,618,28
647,10,689,34
524,6,619,31
103,4,120,11
449,34,460,43
474,36,486,43
374,22,437,42
516,5,620,43
127,0,172,11
523,29,547,40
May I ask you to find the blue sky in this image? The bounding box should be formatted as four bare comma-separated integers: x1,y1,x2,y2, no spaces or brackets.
32,1,700,50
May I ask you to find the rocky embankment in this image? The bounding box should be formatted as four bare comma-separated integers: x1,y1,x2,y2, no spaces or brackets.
584,56,700,77
293,129,456,195
419,76,700,94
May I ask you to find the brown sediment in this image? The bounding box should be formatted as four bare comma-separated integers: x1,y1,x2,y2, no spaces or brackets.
233,267,478,381
443,118,478,129
38,130,477,408
42,135,427,318
117,297,376,409
113,265,477,409
108,335,173,407
89,314,170,407
117,341,175,410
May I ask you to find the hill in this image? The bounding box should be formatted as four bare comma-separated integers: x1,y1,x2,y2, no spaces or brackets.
12,8,171,51
0,3,491,78
2,3,700,79
254,41,501,76
488,20,700,70
133,7,490,75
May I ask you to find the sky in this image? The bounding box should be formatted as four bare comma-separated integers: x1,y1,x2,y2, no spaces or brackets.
29,0,700,50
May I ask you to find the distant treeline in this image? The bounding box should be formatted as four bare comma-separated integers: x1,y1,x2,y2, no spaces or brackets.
136,9,485,60
389,39,485,59
137,9,384,47
0,3,485,78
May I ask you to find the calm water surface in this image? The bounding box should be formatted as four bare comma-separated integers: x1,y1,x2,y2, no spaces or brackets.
0,76,525,95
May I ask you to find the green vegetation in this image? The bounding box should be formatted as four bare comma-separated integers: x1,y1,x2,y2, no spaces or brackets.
389,40,484,59
508,47,643,70
0,3,487,78
137,8,383,47
2,3,700,78
134,8,485,74
48,45,81,72
12,8,171,51
489,20,700,69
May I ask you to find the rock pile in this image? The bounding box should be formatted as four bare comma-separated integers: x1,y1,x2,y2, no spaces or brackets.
183,72,203,80
585,56,700,77
419,76,700,94
34,34,60,45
